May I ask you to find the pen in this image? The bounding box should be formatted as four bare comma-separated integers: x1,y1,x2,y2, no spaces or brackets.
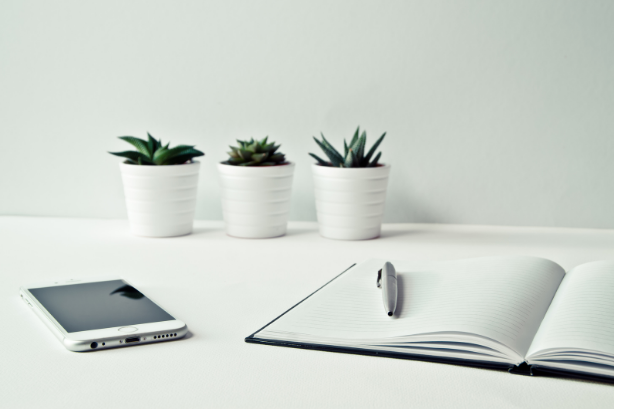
377,262,398,317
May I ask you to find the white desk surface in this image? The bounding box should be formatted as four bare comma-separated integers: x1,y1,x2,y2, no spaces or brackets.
0,217,613,408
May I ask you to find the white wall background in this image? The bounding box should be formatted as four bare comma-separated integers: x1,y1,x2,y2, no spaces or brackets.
0,0,613,228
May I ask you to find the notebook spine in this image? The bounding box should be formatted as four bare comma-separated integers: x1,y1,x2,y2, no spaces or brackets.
530,365,614,384
246,336,512,372
508,361,614,383
507,361,533,376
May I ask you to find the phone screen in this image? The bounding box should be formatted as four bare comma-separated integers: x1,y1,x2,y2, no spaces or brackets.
28,280,175,333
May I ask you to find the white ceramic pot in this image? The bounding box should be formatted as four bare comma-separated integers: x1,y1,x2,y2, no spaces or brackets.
217,162,295,238
119,162,200,237
312,164,390,240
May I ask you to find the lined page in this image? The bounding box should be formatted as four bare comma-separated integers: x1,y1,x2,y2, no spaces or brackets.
260,256,565,358
526,261,613,358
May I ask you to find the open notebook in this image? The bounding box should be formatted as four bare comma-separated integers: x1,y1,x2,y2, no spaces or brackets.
246,257,613,383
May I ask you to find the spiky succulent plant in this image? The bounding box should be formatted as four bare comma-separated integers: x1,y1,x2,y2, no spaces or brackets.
223,137,287,166
109,133,204,165
309,127,386,168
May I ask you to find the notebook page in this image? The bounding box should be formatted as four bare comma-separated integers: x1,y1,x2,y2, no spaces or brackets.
526,261,613,358
260,256,565,358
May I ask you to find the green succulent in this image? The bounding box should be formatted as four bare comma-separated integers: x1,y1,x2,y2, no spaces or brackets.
309,127,386,168
109,133,204,165
223,137,287,166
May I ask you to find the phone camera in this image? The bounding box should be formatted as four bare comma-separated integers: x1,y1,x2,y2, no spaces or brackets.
90,342,98,349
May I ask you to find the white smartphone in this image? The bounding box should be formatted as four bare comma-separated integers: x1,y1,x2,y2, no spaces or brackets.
20,277,188,351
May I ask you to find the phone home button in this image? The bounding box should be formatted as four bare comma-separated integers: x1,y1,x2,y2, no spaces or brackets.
118,326,138,333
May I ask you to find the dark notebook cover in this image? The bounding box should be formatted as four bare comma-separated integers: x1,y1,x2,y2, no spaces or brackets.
245,264,613,385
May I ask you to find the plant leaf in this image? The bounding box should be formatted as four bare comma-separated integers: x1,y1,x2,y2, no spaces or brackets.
146,132,158,157
251,153,268,163
314,136,343,166
349,127,360,149
349,131,366,166
227,136,286,166
161,147,205,165
228,146,239,158
321,133,346,165
240,160,260,166
109,151,154,165
152,147,169,165
369,151,382,167
320,133,344,161
343,149,355,168
248,142,260,153
357,130,366,161
268,144,280,156
118,136,151,157
264,142,276,153
168,154,203,165
269,153,285,163
239,149,252,161
153,145,198,164
309,153,329,166
363,132,386,166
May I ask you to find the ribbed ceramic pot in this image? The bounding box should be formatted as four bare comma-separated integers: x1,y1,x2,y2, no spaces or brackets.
217,162,295,238
119,162,200,237
312,164,390,240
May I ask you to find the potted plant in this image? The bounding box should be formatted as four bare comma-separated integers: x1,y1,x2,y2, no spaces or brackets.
309,127,389,240
109,133,204,237
217,137,294,238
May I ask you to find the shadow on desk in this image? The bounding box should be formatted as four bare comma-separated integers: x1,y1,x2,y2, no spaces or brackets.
379,228,418,239
284,228,317,237
187,227,316,238
179,330,194,341
188,228,214,236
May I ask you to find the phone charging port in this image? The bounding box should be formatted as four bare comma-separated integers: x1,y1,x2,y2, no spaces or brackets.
125,337,140,343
